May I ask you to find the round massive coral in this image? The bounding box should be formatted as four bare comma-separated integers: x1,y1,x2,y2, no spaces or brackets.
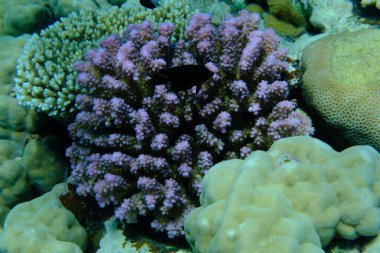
184,136,380,253
302,29,380,151
67,11,314,238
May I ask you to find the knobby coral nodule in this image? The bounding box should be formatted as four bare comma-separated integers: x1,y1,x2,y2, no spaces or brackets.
66,11,314,238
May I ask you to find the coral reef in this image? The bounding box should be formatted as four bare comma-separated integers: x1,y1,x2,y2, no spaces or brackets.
14,0,196,118
67,11,314,238
184,136,380,253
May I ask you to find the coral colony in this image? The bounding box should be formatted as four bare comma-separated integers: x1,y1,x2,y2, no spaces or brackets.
66,11,314,238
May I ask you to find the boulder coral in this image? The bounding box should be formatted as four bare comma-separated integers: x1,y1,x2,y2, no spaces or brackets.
0,137,67,224
0,183,87,253
0,95,39,142
184,136,380,253
302,29,380,151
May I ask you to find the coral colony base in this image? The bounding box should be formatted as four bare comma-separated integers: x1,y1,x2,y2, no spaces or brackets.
66,11,314,238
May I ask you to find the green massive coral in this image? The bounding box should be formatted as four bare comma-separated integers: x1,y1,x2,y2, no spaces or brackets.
0,183,87,253
185,136,380,253
14,0,198,119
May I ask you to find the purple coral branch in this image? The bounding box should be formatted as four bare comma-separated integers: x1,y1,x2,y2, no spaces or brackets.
67,11,314,239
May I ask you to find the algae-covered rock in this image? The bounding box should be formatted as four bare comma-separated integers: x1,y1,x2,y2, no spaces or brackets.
248,0,307,37
245,3,265,13
267,0,306,27
264,14,305,37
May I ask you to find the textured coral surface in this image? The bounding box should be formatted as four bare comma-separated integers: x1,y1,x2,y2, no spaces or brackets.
302,29,380,151
184,136,380,253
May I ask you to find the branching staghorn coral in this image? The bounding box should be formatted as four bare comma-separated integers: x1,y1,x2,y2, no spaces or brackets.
66,11,314,238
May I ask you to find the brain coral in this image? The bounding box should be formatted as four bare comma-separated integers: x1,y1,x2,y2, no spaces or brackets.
301,29,380,151
67,11,314,238
184,136,380,253
14,0,196,118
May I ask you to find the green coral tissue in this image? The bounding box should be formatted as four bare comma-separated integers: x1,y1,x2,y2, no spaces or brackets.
14,0,196,119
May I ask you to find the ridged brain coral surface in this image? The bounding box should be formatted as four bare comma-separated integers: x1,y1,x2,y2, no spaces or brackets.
14,0,195,118
184,136,380,253
301,29,380,151
66,11,314,238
